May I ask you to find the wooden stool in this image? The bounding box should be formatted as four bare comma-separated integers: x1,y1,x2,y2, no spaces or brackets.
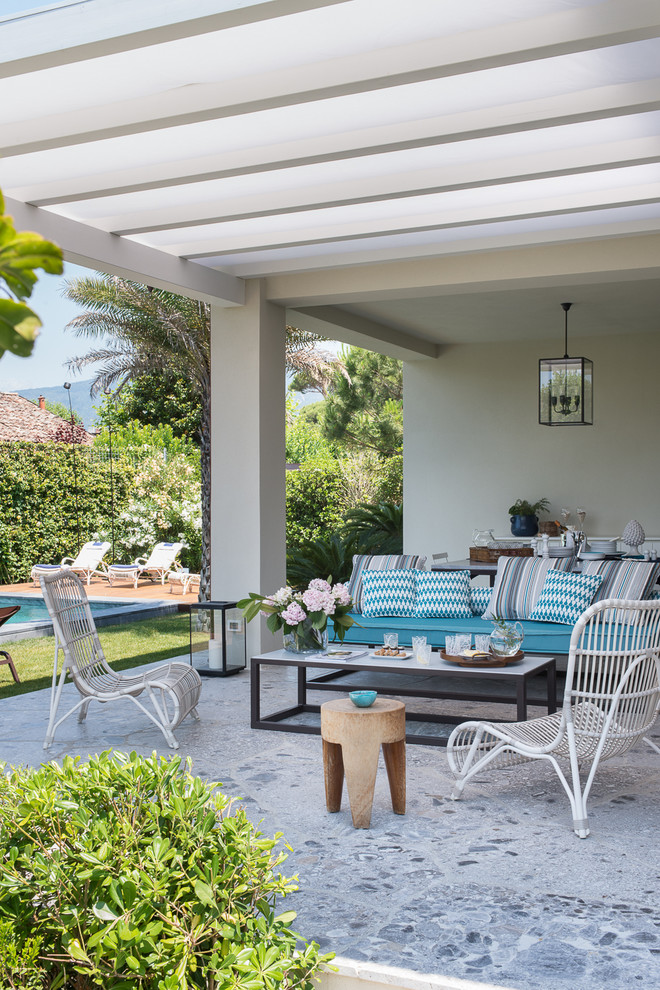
321,698,406,828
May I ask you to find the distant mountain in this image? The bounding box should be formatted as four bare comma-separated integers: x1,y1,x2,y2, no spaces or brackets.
13,380,99,429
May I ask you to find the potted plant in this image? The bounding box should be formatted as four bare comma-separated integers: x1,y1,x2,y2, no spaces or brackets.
507,497,550,537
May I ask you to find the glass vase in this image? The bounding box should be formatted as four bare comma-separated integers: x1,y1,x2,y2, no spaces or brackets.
489,620,524,657
283,618,328,654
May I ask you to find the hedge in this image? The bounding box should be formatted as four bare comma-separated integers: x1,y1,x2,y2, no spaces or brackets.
0,442,134,583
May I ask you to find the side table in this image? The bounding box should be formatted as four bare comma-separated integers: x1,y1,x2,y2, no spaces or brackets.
321,698,406,828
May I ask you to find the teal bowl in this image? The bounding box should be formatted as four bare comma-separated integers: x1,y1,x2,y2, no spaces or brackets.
349,690,377,708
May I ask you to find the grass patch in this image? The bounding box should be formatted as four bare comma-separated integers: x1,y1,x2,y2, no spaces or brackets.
0,613,190,700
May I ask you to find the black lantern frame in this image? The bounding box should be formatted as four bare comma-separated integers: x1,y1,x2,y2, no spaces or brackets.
187,601,247,677
539,303,593,426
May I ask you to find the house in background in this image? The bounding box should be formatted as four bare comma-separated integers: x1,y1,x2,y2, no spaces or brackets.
0,392,93,445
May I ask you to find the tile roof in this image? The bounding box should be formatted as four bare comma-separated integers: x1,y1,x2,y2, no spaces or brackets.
0,392,93,444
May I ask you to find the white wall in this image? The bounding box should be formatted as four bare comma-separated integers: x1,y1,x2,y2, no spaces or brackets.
403,330,660,563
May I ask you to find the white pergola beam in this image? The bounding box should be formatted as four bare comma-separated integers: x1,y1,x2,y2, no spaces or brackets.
267,232,660,306
6,197,244,306
105,136,660,235
0,0,348,78
14,78,660,207
2,0,659,157
288,306,439,361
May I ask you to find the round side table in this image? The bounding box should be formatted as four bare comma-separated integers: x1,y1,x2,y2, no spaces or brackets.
320,698,406,828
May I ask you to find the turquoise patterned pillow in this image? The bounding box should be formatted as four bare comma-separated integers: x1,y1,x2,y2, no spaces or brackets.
470,586,492,617
414,570,473,618
361,569,417,617
346,553,427,613
529,570,603,624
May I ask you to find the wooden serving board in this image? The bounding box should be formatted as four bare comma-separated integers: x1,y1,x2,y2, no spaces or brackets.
440,649,524,667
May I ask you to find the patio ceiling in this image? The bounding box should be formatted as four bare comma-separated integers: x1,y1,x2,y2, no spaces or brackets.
2,0,660,352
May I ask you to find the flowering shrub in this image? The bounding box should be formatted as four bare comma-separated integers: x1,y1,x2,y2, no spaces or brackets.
99,451,202,569
239,578,355,642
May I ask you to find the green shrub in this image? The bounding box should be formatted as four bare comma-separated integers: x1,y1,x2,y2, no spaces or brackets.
342,502,403,555
373,453,403,504
0,442,134,583
0,750,331,990
286,532,362,588
286,460,344,553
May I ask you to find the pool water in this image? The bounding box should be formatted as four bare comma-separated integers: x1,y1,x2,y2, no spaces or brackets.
0,596,128,625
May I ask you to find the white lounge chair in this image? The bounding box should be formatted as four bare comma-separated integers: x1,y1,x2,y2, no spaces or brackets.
107,542,184,589
40,569,202,750
31,540,111,587
447,598,660,838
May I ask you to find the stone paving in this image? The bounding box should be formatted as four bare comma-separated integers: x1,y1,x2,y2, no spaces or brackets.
0,659,658,990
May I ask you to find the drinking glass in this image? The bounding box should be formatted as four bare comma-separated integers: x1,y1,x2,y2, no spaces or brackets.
417,643,432,665
446,634,471,656
412,635,427,659
475,634,492,653
384,633,398,649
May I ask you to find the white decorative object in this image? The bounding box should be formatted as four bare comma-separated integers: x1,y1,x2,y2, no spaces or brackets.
622,519,645,556
208,638,224,670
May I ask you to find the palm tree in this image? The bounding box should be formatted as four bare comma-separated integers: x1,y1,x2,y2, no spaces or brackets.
64,273,340,599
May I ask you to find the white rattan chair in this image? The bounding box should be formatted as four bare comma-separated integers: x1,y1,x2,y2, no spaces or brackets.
31,540,111,586
447,598,660,838
40,569,201,750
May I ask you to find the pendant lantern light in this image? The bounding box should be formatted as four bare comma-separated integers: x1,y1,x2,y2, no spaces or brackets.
539,303,593,426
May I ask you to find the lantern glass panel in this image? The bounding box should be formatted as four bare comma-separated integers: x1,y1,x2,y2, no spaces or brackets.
189,602,246,676
539,356,592,426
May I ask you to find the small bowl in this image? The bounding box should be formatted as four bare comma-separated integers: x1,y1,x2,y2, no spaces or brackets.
349,690,377,708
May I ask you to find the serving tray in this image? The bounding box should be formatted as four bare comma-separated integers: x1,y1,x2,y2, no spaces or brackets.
440,649,524,667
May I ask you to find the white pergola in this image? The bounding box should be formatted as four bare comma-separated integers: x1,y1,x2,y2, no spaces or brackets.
3,0,660,647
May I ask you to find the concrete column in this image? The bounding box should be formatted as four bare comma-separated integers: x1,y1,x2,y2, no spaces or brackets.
210,279,286,654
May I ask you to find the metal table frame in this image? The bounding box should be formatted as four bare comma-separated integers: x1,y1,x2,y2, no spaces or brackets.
251,649,557,747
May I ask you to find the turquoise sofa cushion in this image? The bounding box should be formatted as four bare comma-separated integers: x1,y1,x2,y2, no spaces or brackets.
330,612,574,655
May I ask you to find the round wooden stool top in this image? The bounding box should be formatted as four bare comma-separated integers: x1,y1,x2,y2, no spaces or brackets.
321,698,405,745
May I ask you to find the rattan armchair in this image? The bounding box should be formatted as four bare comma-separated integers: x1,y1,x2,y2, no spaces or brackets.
447,598,660,838
40,569,201,750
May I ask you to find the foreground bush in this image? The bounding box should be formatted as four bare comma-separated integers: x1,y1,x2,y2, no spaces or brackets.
0,751,331,989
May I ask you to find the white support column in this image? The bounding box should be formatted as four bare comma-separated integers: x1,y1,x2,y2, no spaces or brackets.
210,279,286,654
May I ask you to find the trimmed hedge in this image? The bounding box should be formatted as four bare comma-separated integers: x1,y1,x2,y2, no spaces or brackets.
0,442,134,583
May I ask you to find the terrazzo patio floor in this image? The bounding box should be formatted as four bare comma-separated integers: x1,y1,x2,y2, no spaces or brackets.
0,659,658,990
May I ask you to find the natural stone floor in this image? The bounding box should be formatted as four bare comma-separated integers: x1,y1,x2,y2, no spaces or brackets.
1,660,658,990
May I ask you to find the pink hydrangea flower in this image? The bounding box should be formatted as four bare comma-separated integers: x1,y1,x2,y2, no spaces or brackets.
281,602,306,625
309,578,332,593
303,589,336,615
332,583,351,606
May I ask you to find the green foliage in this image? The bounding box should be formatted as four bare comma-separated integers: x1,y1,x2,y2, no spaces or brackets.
0,442,134,583
0,750,332,989
0,187,63,360
373,453,403,504
507,497,549,517
286,532,362,588
0,920,44,989
343,502,403,554
94,421,199,461
322,348,403,457
286,415,336,465
96,374,202,443
45,399,83,425
286,461,345,553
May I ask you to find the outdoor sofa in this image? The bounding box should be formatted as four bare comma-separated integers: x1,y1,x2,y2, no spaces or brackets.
329,553,660,667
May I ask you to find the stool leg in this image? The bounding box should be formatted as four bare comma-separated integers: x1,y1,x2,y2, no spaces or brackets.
323,740,344,812
341,739,380,828
382,739,406,815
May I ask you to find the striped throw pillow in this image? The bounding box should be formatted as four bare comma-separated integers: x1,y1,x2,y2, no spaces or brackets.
347,553,427,613
580,559,660,603
483,556,574,620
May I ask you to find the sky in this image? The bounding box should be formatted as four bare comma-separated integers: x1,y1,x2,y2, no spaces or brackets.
0,261,95,392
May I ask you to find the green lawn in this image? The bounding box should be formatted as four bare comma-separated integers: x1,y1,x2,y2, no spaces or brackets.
0,614,190,700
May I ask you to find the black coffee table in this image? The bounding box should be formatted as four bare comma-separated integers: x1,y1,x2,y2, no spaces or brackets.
251,649,557,747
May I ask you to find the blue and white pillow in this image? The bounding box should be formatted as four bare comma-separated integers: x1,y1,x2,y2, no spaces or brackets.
580,559,660,603
414,570,473,619
470,586,492,617
529,570,603,625
361,568,417,617
347,553,427,613
483,556,574,620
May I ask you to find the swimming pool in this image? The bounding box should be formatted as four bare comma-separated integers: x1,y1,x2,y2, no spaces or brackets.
0,595,132,625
